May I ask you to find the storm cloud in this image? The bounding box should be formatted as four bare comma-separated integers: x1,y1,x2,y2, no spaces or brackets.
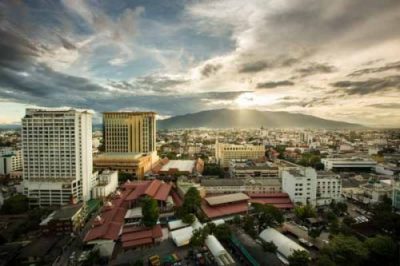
257,80,294,89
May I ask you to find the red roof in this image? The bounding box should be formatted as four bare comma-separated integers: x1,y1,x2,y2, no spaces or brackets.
201,200,248,219
145,179,162,197
154,183,172,201
171,190,183,207
125,182,149,201
247,192,290,198
248,193,294,209
121,225,163,249
84,221,122,242
122,238,153,248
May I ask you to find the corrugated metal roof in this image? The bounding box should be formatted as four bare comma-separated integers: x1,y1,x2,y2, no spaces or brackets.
205,193,249,206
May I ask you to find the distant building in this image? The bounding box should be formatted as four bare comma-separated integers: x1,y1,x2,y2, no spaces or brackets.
103,112,156,154
93,152,152,180
321,157,377,171
343,181,393,204
201,178,281,195
229,160,279,179
0,150,22,175
92,170,119,199
22,108,93,206
215,142,265,167
157,159,204,176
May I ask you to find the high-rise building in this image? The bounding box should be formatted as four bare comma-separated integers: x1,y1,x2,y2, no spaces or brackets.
22,108,93,206
103,112,156,153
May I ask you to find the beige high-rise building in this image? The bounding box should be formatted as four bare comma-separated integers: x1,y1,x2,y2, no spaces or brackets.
103,112,156,153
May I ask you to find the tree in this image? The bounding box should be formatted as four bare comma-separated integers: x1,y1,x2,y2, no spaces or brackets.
118,172,133,183
259,239,277,253
364,235,397,266
243,215,257,238
213,224,232,241
308,228,321,240
294,204,316,221
190,228,208,247
1,194,28,214
182,187,201,213
322,234,368,266
182,213,195,224
253,203,284,228
142,197,159,227
288,250,310,266
316,255,335,266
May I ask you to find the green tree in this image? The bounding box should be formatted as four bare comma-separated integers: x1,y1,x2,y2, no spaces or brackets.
294,204,316,221
364,235,397,266
142,197,159,227
316,255,335,266
182,213,195,224
243,215,257,238
253,203,284,228
182,187,201,213
190,228,208,247
259,239,277,253
118,172,133,183
213,224,232,241
288,250,310,266
308,228,321,240
1,194,28,214
322,234,368,266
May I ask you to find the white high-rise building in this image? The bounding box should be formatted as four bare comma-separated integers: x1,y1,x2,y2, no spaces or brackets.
0,150,23,175
22,108,94,206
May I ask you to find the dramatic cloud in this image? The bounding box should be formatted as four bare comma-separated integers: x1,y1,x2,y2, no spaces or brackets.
257,80,294,89
296,63,337,77
348,61,400,77
331,75,400,95
0,0,400,127
239,61,269,73
201,63,222,77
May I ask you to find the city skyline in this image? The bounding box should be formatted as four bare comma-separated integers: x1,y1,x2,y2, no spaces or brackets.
1,0,400,127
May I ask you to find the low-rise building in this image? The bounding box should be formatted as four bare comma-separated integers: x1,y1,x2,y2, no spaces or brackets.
259,228,308,265
229,160,279,179
343,181,393,204
201,178,281,195
322,157,377,171
93,152,153,180
201,193,249,219
0,150,22,175
215,142,265,167
92,170,118,199
40,204,85,235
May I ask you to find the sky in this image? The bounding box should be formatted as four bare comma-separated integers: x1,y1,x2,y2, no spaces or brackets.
0,0,400,127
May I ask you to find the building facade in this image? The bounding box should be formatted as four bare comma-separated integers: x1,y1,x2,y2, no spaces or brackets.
92,170,118,199
215,142,265,167
316,172,342,206
0,150,22,175
103,112,156,154
22,108,93,206
282,167,317,206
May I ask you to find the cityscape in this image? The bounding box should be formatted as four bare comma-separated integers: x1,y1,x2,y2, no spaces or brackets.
1,1,400,266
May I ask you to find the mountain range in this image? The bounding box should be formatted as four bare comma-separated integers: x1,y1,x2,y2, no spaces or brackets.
157,109,364,129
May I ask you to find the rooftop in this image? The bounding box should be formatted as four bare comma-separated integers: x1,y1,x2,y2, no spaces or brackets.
160,160,195,172
205,192,249,206
94,152,147,161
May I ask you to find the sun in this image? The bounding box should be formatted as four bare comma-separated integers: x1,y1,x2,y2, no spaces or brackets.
234,92,255,109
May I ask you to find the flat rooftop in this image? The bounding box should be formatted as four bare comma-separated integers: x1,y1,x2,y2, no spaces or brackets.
94,152,147,160
205,193,249,206
161,160,195,172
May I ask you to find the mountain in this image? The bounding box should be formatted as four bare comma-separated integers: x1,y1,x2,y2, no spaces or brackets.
157,109,365,129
